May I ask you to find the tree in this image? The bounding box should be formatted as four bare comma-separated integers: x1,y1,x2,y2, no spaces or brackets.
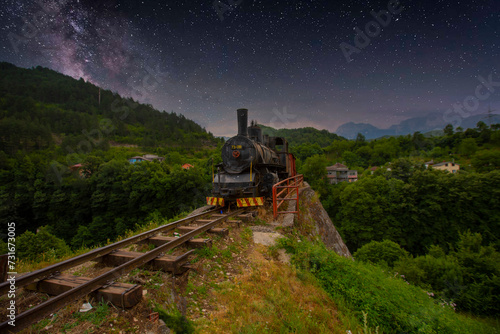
458,138,478,157
354,240,409,267
444,124,454,136
395,232,500,316
300,154,328,190
292,143,323,161
472,150,500,172
429,146,445,159
355,133,366,147
390,158,420,183
476,121,488,132
336,176,406,251
342,151,364,168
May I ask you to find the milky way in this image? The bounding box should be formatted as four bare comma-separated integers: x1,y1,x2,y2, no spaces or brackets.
0,0,499,136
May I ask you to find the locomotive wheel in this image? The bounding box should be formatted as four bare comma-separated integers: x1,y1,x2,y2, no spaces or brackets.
232,150,241,158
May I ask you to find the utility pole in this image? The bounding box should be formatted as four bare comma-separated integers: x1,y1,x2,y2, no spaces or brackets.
98,88,101,107
485,105,496,128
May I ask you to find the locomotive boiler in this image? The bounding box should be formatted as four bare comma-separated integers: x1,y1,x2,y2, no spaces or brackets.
207,108,296,208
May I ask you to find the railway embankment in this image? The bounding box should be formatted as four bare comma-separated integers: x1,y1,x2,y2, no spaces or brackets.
192,186,496,334
4,186,496,333
257,181,351,257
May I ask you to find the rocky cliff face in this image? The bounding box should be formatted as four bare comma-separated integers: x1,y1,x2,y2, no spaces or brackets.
303,186,352,258
281,182,352,258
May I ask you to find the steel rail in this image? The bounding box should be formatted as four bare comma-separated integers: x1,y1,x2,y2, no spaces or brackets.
0,208,218,296
0,209,244,333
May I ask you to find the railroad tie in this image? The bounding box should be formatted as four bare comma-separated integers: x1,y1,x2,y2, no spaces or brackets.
26,275,142,308
176,226,229,236
97,249,195,274
146,236,212,248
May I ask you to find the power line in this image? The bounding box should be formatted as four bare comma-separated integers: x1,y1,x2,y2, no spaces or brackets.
484,105,496,128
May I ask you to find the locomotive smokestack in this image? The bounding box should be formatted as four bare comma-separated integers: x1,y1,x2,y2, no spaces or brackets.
237,108,248,137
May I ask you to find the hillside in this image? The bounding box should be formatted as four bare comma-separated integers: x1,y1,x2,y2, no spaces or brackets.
259,124,345,147
259,124,346,161
0,62,220,154
0,62,221,244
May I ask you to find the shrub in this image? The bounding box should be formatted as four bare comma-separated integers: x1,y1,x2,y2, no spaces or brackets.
279,238,497,333
395,232,500,316
16,226,70,261
394,251,464,300
354,239,409,268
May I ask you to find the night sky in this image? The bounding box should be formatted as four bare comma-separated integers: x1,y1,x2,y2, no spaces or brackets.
0,0,499,136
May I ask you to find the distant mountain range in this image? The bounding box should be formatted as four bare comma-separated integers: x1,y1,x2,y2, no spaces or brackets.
335,112,500,139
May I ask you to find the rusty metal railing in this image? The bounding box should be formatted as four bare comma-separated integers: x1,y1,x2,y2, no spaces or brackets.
272,174,304,219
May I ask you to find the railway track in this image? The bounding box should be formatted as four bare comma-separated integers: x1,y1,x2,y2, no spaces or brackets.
0,207,249,333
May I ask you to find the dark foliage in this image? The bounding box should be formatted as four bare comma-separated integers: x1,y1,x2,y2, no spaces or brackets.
0,63,218,248
0,62,220,154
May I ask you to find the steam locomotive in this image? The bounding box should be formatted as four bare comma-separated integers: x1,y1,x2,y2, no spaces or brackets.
207,108,296,208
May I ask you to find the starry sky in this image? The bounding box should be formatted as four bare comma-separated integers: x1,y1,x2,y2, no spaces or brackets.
0,0,499,136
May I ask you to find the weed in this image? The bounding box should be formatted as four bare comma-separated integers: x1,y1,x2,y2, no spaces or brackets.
240,227,253,245
144,271,164,290
195,244,218,259
31,317,52,331
220,248,233,261
252,218,268,226
73,300,110,326
266,244,280,259
361,311,379,334
129,268,142,277
154,304,195,334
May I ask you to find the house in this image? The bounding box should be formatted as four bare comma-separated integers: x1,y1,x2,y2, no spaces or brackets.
143,154,165,162
431,161,460,173
369,166,379,174
182,163,194,170
128,154,165,163
69,163,90,177
69,163,83,172
326,163,358,184
69,163,84,177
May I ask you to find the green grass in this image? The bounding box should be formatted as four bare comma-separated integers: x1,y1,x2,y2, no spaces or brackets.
154,304,195,334
195,247,346,334
42,300,111,333
278,238,499,334
144,271,164,290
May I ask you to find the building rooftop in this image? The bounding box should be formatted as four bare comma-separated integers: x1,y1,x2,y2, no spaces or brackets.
326,163,349,171
433,161,459,167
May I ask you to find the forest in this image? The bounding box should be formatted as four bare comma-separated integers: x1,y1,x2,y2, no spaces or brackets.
1,62,499,319
0,62,220,154
0,63,221,248
293,122,500,317
294,122,500,253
